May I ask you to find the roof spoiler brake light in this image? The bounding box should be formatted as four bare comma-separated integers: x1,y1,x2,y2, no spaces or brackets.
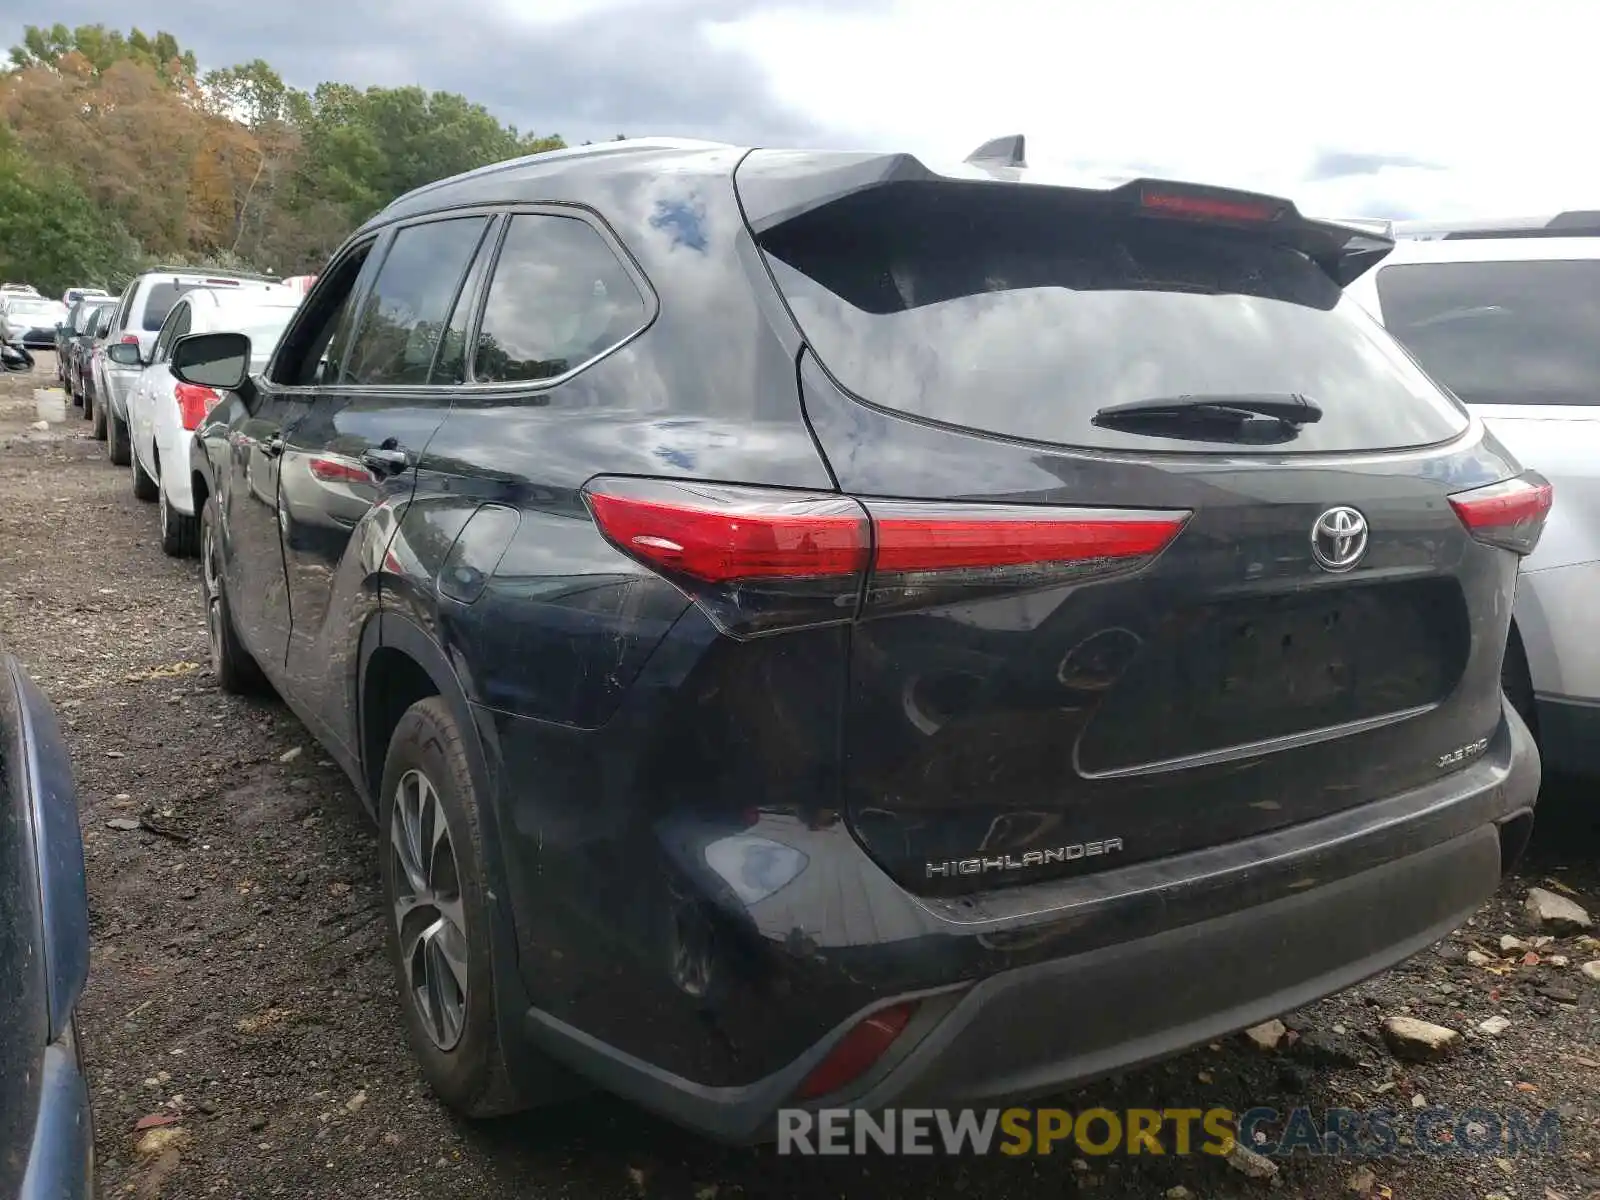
1136,184,1286,224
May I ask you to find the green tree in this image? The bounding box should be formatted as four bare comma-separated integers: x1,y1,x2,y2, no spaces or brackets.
9,23,198,87
0,125,139,294
202,58,289,129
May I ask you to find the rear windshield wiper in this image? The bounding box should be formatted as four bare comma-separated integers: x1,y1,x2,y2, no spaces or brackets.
1093,393,1324,427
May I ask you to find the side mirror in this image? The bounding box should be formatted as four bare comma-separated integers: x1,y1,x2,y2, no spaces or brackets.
106,342,144,367
171,331,250,391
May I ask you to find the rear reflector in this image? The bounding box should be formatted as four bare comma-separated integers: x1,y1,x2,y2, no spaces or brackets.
1448,472,1552,556
583,477,1189,638
174,382,222,431
795,1002,916,1101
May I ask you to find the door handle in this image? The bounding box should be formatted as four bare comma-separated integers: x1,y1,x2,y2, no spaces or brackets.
262,434,285,458
361,446,412,477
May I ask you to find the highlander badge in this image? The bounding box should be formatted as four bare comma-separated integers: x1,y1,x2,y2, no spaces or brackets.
926,839,1124,879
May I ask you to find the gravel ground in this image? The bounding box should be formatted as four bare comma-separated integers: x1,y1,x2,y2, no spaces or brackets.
3,355,1599,1200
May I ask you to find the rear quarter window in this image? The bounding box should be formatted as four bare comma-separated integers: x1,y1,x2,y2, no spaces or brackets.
1375,259,1600,406
141,281,208,331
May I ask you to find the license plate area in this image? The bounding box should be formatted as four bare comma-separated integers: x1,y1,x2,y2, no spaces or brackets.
1078,579,1469,772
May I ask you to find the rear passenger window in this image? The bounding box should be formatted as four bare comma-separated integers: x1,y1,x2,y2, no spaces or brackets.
472,215,646,384
343,217,489,386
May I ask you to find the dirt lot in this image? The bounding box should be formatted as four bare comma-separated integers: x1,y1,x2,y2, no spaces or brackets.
3,354,1599,1200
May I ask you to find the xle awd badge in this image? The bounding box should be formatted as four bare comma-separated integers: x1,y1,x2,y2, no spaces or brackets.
1437,737,1489,769
926,839,1124,879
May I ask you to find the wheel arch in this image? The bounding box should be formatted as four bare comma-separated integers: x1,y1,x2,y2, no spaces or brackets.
356,612,549,1086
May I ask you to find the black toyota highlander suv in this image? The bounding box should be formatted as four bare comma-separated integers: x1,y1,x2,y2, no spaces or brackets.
176,136,1547,1140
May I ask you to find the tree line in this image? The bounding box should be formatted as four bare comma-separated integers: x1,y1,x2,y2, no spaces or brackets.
0,23,581,294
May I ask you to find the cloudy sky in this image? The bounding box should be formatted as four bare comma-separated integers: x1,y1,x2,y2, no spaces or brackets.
8,0,1598,220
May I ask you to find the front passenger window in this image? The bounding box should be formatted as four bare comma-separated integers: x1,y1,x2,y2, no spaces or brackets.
271,244,376,387
342,217,490,386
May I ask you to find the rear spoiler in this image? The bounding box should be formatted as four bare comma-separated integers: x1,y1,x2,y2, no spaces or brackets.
735,150,1395,286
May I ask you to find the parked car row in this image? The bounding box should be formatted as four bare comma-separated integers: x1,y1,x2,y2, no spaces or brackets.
22,137,1574,1151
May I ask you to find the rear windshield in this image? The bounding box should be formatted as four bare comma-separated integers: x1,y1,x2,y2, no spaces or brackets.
230,311,297,368
1375,259,1600,406
758,184,1469,452
142,281,208,331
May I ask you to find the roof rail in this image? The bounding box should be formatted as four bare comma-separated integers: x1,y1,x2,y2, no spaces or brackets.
1393,211,1600,240
964,134,1027,169
384,137,739,214
146,264,281,282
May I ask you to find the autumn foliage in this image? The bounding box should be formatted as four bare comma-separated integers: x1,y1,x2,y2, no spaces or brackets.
0,23,566,293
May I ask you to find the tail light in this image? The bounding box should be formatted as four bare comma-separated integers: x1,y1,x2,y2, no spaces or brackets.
118,333,139,345
582,477,1189,639
795,1002,917,1101
864,500,1189,616
1448,472,1552,556
309,455,375,485
174,382,222,431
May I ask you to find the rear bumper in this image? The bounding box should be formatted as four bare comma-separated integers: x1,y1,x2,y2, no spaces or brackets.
517,702,1539,1143
20,1026,94,1200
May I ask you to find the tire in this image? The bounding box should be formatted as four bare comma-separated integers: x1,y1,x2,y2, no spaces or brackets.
131,444,158,501
199,495,265,694
380,697,531,1118
107,406,130,466
159,481,199,557
90,389,105,440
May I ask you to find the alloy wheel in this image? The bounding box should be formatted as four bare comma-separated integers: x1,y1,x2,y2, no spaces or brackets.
200,520,224,675
390,768,469,1051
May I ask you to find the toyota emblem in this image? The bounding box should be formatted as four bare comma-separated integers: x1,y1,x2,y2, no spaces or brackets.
1310,506,1368,572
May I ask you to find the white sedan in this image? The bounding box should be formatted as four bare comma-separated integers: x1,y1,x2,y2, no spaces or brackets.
122,286,303,556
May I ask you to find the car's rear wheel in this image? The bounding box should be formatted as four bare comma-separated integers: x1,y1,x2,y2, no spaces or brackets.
380,697,531,1118
159,481,199,557
89,389,105,439
131,445,158,501
107,406,130,466
199,495,265,693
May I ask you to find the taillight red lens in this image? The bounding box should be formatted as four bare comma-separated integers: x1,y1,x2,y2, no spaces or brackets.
583,478,870,638
583,477,1191,638
174,382,222,431
863,500,1189,615
585,485,867,583
795,1002,917,1101
872,507,1189,573
119,333,139,345
309,455,375,485
1448,472,1552,556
